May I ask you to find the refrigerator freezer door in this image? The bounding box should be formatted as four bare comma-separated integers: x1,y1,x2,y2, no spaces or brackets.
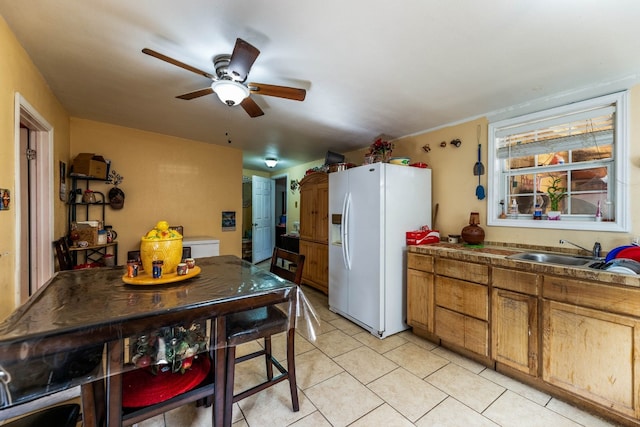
328,170,349,313
344,164,383,332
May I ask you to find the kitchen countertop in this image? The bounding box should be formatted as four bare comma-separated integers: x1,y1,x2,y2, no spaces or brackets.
408,242,640,288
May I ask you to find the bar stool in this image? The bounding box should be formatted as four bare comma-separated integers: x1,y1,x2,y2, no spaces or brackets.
224,248,305,424
3,404,80,427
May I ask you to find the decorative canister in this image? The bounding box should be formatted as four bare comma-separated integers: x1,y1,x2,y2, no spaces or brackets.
140,221,183,274
461,212,485,245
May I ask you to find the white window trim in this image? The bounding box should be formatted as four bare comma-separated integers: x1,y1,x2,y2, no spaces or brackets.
487,91,630,232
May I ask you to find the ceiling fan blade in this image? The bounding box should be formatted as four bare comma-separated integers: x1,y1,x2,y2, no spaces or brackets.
227,38,260,82
240,96,264,117
176,88,214,100
142,48,214,80
249,83,306,101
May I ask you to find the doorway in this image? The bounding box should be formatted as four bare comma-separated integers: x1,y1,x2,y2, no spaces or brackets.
15,94,54,305
241,174,288,264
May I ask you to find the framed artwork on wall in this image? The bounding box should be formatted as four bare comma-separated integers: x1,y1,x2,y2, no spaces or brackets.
222,211,236,231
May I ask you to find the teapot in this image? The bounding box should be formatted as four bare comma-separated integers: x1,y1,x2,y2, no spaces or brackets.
104,225,118,243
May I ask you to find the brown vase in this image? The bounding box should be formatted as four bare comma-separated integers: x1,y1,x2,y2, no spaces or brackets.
461,212,485,245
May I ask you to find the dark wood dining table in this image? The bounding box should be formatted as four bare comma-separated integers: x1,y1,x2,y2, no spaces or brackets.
0,255,296,427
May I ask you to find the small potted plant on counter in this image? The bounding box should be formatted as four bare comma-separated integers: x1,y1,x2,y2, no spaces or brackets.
546,175,566,220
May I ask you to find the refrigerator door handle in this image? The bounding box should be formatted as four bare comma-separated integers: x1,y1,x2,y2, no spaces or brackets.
342,193,352,270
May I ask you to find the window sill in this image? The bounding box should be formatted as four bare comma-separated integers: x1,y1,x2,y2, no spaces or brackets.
488,216,626,232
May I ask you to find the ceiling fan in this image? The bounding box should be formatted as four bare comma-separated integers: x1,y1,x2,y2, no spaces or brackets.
142,38,306,117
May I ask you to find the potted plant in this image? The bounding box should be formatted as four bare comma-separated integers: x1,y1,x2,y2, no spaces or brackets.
546,175,566,220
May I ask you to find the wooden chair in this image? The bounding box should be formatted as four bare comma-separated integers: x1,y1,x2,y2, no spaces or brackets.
3,404,80,427
53,237,73,271
223,248,305,424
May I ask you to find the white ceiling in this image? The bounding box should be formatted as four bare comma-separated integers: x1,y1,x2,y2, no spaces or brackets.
2,0,640,171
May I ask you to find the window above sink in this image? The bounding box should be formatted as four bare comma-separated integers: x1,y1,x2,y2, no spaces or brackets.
487,91,629,232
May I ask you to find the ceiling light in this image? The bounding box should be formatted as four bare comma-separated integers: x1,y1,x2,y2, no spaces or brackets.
211,80,250,106
265,158,278,168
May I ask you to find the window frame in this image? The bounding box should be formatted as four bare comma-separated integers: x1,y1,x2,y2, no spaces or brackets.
487,91,629,232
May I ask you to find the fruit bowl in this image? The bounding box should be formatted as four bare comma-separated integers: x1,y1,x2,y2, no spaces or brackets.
389,157,410,165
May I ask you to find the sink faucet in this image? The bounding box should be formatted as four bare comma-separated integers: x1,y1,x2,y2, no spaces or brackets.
559,239,602,258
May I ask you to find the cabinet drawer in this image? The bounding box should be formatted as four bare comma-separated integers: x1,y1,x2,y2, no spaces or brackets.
407,253,434,273
493,267,540,295
543,275,640,317
435,306,488,356
436,258,489,284
435,276,488,320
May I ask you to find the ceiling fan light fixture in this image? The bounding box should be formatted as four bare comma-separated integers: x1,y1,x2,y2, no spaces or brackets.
265,158,278,168
211,80,249,106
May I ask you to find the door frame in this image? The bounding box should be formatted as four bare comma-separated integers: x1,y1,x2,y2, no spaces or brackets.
14,93,54,304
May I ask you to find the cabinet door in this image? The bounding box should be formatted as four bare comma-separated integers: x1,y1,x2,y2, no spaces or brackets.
407,269,434,332
314,182,329,243
543,300,640,418
299,185,316,241
435,306,488,356
492,289,538,376
299,240,328,294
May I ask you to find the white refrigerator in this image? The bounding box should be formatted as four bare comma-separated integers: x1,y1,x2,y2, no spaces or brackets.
328,163,432,338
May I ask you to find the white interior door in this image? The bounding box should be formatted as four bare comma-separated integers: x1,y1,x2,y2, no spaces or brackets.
16,94,54,305
251,175,275,263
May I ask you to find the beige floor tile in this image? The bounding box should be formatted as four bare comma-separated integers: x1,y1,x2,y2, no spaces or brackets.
234,340,264,358
313,329,362,358
269,331,317,361
288,411,333,426
295,348,344,389
368,368,447,422
328,316,367,336
426,363,505,413
163,402,214,427
415,396,500,427
352,331,407,354
238,382,316,426
136,413,165,427
232,356,270,395
304,371,383,427
384,342,449,378
231,419,248,427
480,368,551,407
311,305,341,323
430,346,486,374
545,398,620,427
397,330,439,350
333,346,398,384
349,403,415,427
483,390,582,427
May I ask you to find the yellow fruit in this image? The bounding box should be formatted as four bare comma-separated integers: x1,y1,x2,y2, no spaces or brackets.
146,230,157,238
156,220,170,231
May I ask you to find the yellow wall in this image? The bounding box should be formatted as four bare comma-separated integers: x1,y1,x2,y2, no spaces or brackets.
71,119,243,264
0,16,70,320
340,96,640,252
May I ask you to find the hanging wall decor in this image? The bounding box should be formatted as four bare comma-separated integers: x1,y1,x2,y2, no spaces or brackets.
0,189,10,210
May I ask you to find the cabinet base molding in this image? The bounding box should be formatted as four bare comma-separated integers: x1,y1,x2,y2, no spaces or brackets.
496,363,640,427
439,340,494,369
409,326,440,344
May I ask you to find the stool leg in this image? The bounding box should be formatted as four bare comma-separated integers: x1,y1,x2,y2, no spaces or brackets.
264,337,274,380
224,345,237,427
286,329,299,411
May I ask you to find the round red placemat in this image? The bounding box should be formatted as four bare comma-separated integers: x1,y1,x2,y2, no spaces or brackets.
122,355,210,408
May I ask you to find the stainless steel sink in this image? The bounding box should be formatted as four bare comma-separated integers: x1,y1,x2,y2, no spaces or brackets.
507,252,596,267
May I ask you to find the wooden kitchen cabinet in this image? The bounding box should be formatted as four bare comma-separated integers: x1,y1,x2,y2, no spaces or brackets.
298,173,329,293
407,253,434,333
299,239,328,294
543,275,640,420
491,268,540,376
434,258,489,357
543,300,640,419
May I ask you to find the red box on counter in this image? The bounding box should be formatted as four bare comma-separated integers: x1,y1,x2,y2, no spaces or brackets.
406,229,440,245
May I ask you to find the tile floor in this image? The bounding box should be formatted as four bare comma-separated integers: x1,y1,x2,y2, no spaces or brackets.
136,283,620,427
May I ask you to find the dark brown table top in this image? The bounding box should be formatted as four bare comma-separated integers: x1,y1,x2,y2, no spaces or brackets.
0,255,295,410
